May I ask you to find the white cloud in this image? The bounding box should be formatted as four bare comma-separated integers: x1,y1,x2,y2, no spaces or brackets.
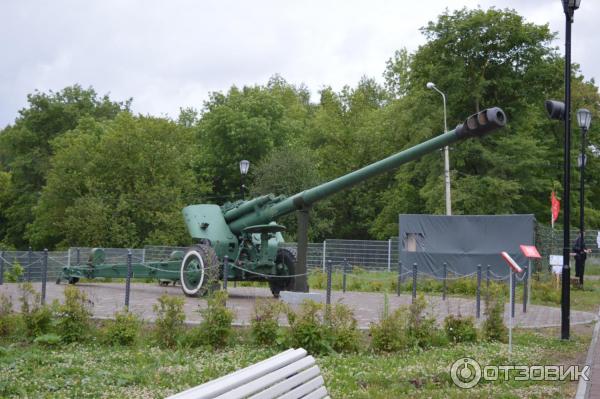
0,0,598,127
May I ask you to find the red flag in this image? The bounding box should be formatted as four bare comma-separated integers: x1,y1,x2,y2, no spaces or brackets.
551,191,560,225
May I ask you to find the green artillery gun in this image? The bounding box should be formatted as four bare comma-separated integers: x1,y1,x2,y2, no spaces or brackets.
59,107,506,297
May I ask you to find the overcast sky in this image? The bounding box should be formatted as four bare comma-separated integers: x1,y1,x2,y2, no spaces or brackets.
1,0,598,128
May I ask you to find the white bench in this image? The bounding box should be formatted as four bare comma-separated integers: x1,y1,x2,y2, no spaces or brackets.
166,348,330,399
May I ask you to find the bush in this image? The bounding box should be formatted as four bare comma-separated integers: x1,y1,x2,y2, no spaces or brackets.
104,311,141,346
448,277,478,295
285,300,331,355
0,294,15,337
531,280,560,304
444,314,478,344
251,299,282,346
482,285,507,342
19,283,52,338
153,294,185,348
198,291,234,348
370,306,411,352
327,303,361,352
408,294,442,348
55,286,93,343
34,333,62,347
5,263,24,283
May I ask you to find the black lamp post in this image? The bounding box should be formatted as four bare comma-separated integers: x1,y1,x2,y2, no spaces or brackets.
560,0,581,340
544,0,581,340
576,108,591,275
239,160,250,200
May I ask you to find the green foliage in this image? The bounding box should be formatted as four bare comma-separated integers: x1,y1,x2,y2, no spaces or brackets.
5,263,23,283
103,311,142,346
482,285,508,342
444,314,478,344
408,294,443,348
33,333,62,347
0,85,129,248
198,76,312,197
153,294,185,348
369,307,411,353
250,299,282,346
531,280,560,304
28,113,202,249
18,283,53,338
0,294,15,337
284,300,331,355
55,286,93,343
327,303,362,353
197,291,234,348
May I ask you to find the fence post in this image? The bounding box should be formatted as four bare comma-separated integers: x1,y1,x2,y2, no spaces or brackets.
326,259,332,307
486,265,490,291
223,256,229,291
322,240,327,272
0,250,4,285
397,261,402,297
76,248,81,266
27,246,32,281
387,239,392,272
442,262,447,300
342,258,348,293
510,270,516,318
67,248,71,268
522,266,528,313
476,264,482,319
412,263,417,303
125,250,132,310
41,249,48,305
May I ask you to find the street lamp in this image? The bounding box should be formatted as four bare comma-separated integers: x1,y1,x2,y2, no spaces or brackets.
239,160,250,200
426,82,451,215
558,0,580,340
576,108,591,277
544,0,583,340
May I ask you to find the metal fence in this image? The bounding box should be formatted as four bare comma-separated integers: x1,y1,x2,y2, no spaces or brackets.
1,225,598,284
0,241,535,321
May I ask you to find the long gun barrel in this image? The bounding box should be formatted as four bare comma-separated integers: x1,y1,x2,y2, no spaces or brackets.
223,107,506,234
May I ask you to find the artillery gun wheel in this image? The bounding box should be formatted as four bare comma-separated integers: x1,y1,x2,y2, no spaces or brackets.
269,249,296,298
180,244,219,297
68,277,80,285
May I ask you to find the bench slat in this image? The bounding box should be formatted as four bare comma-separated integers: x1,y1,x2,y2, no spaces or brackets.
166,348,307,399
278,376,327,399
248,366,322,399
214,356,316,399
301,386,328,399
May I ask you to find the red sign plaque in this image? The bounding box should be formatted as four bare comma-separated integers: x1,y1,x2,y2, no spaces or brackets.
519,245,541,259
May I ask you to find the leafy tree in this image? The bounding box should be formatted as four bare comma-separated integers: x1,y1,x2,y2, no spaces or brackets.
27,113,204,248
373,7,594,237
0,85,129,248
196,76,312,200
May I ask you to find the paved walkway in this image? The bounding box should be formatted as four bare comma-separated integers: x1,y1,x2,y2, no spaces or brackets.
0,282,596,329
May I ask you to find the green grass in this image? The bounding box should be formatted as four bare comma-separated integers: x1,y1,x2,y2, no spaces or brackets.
0,327,590,398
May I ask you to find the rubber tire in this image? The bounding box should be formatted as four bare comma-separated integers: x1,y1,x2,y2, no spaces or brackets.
180,244,219,297
68,277,80,285
269,249,296,298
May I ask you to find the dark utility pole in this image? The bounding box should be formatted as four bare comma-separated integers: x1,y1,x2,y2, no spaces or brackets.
561,0,580,341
